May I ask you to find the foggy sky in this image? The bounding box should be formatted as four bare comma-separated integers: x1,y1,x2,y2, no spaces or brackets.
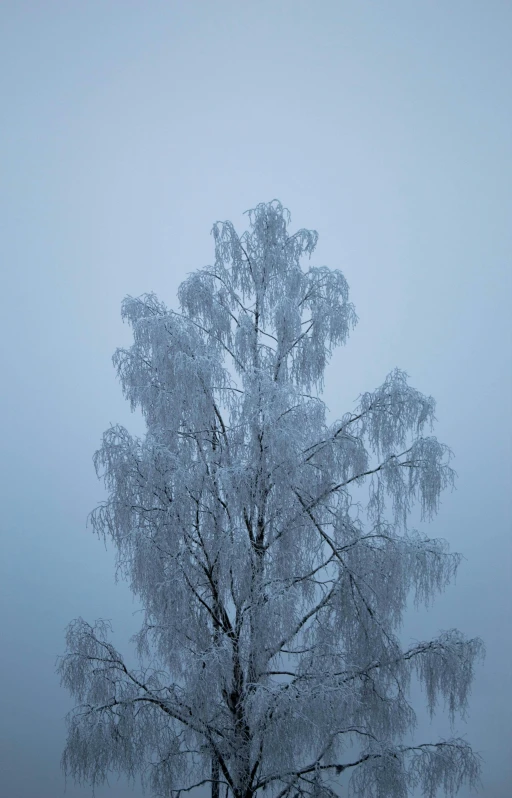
1,2,511,797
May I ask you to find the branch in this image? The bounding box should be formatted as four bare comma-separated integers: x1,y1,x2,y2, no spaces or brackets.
264,583,337,663
169,311,245,372
292,447,415,522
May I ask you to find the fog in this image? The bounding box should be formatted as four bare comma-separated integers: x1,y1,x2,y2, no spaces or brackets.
1,2,510,796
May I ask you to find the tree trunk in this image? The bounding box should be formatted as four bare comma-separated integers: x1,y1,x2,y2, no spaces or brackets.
211,755,220,798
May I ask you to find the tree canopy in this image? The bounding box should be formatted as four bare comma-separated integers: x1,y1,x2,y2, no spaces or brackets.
59,200,483,798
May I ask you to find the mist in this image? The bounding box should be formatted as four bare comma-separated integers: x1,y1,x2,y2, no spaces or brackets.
1,3,510,796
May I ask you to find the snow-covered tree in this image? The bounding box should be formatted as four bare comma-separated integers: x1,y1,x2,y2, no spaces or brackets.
59,201,483,798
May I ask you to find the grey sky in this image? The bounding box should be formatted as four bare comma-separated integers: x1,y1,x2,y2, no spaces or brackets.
1,2,510,796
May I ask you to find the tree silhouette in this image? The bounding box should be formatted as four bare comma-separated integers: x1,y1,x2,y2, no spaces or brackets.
59,201,483,798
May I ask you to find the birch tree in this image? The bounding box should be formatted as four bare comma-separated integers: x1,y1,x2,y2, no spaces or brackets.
59,201,483,798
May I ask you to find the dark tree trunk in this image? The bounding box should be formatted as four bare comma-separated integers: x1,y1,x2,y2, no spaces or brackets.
211,755,220,798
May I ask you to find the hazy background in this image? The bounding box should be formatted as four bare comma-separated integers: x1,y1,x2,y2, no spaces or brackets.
1,2,510,796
